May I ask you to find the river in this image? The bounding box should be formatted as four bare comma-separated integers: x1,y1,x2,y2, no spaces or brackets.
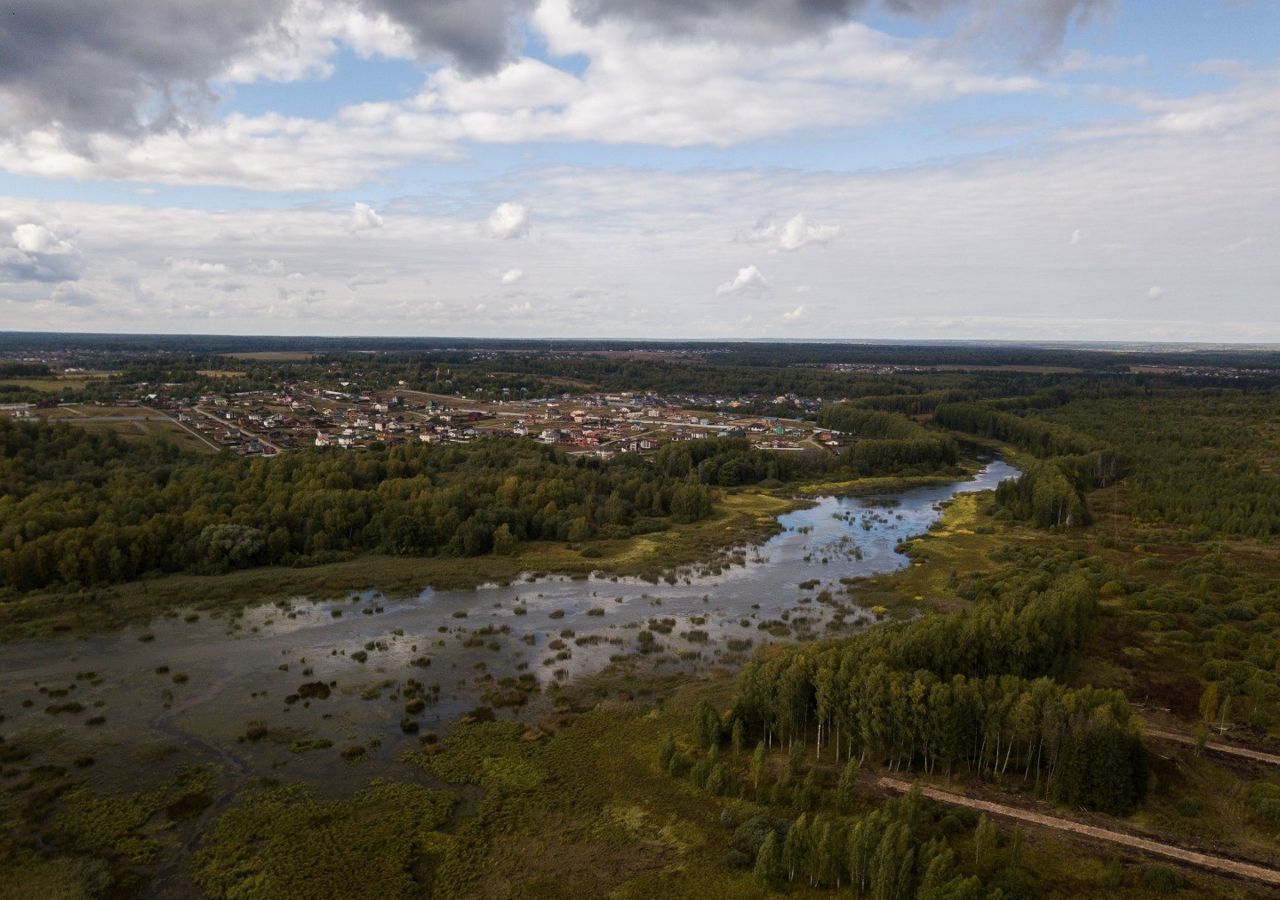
0,460,1017,788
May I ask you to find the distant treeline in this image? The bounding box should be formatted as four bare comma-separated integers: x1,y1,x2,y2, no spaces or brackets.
0,362,52,377
0,420,714,592
2,332,1276,368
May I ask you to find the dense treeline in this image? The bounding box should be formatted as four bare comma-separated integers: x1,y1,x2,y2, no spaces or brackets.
851,390,971,416
1039,394,1280,539
747,790,1000,897
0,419,714,592
733,553,1148,814
815,405,961,477
933,402,1122,529
992,461,1091,528
817,405,932,440
651,432,959,489
654,437,829,486
843,439,958,478
491,354,926,401
0,362,52,377
932,403,1095,458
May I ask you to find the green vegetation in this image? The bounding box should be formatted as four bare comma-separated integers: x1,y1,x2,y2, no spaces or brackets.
3,340,1280,899
734,551,1148,815
193,781,455,899
0,420,716,593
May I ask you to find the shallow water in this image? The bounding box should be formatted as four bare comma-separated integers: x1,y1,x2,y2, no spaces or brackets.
0,461,1017,783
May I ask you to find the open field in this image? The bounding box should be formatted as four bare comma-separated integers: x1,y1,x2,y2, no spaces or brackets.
26,405,223,454
74,416,221,454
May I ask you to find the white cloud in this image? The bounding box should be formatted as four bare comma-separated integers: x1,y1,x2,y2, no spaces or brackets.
500,267,524,284
1147,284,1165,301
750,213,840,251
717,264,770,295
0,100,1276,341
0,0,1046,191
223,0,416,84
1070,228,1084,245
12,223,73,255
486,202,529,239
1067,64,1280,142
0,217,82,283
169,258,230,276
346,202,384,233
781,304,806,321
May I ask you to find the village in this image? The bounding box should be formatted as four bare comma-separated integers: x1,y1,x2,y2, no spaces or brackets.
164,384,837,458
5,379,844,460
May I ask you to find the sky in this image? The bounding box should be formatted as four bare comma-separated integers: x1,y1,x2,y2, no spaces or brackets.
0,0,1277,342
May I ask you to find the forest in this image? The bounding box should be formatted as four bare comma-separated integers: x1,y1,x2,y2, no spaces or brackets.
3,340,1280,900
0,418,716,592
729,550,1148,817
0,396,977,594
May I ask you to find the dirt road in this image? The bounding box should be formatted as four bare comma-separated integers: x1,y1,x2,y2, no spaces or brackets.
1145,728,1280,768
878,776,1280,888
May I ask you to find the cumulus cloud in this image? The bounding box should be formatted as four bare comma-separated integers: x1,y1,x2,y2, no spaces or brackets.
0,94,1276,341
717,264,770,295
501,267,524,284
575,0,1110,59
169,258,230,276
0,0,1062,190
486,202,530,239
0,219,81,283
0,0,285,135
346,202,384,233
223,0,416,84
1070,228,1084,245
0,0,533,136
1147,284,1165,301
0,0,1108,191
750,213,840,251
363,0,529,74
781,304,806,321
12,223,74,255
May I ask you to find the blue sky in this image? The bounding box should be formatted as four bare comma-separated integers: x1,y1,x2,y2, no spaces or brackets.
1,0,1277,341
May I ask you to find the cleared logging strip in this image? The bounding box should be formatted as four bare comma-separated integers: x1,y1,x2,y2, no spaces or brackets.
878,776,1280,889
1145,728,1280,769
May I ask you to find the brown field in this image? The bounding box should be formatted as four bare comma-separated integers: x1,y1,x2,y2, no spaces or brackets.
0,375,106,392
920,364,1085,374
221,351,316,361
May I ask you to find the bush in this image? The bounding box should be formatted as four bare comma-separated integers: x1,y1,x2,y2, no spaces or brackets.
1142,866,1186,893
